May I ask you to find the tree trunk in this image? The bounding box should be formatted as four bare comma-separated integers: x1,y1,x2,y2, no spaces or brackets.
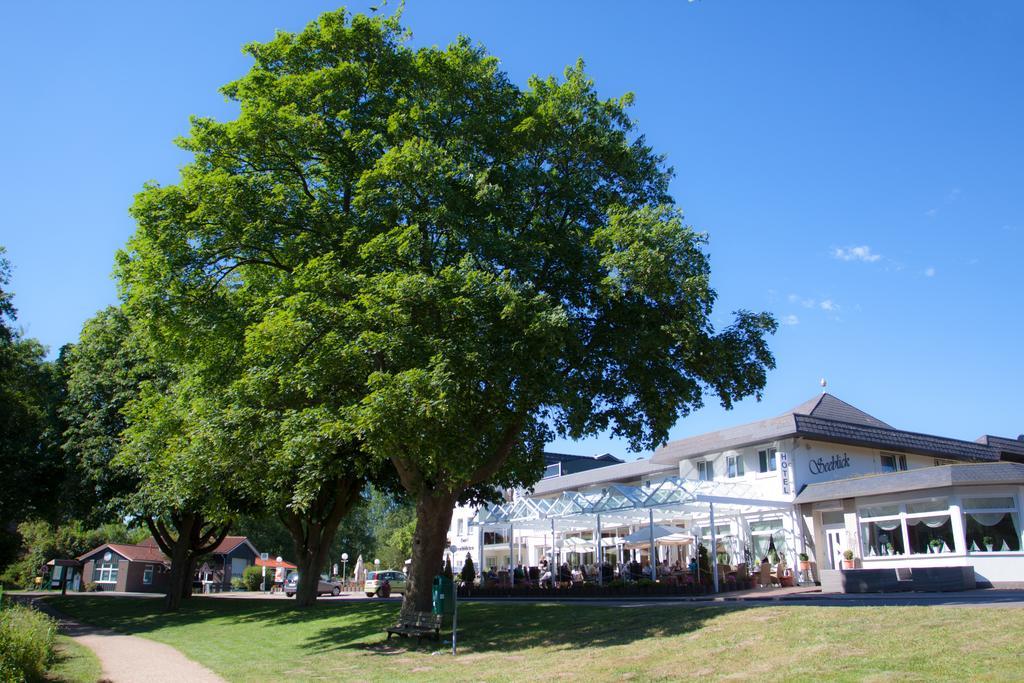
163,516,195,611
146,512,230,611
283,476,362,608
182,556,198,599
404,491,457,612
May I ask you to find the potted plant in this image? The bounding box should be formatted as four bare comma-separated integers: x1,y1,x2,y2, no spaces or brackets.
929,538,943,554
798,552,811,572
842,549,855,569
983,536,995,552
885,542,894,556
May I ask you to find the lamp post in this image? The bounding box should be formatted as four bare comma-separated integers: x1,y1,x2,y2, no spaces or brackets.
341,553,349,588
449,544,459,656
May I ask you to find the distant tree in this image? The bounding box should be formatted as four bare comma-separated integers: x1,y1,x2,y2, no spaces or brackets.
118,372,238,611
460,553,476,587
60,307,162,525
0,246,67,565
115,9,776,614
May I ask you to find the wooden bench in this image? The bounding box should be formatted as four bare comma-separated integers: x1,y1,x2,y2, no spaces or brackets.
386,610,442,643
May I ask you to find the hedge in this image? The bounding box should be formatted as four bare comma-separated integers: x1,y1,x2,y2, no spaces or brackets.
0,602,56,682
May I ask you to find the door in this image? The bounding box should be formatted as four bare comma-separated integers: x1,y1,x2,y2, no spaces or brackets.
824,526,845,570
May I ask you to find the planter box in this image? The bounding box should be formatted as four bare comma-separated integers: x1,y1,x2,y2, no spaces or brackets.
820,566,975,593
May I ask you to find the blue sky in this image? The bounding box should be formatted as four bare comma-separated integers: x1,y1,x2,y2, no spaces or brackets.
1,1,1021,458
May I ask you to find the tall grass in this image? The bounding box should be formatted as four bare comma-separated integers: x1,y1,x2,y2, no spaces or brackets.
0,602,56,682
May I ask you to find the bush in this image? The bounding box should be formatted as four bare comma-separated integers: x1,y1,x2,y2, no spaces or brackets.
242,565,266,591
0,603,56,682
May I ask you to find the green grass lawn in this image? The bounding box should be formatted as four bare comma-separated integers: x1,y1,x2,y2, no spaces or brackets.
48,596,1024,682
46,635,103,683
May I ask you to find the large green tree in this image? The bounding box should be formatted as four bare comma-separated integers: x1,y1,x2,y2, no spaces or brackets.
117,9,776,611
0,246,67,562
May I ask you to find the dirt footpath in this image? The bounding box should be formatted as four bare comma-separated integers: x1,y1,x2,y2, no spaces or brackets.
33,599,225,683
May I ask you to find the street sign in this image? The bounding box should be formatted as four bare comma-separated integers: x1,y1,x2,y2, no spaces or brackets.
260,552,269,561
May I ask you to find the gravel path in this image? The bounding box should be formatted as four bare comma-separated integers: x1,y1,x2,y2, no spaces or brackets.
32,599,225,683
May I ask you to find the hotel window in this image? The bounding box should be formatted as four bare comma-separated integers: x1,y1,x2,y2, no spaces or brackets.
457,519,464,536
858,504,905,557
750,519,786,563
904,498,954,555
92,561,119,584
963,496,1021,552
698,460,714,481
880,453,908,473
758,448,777,473
726,455,744,478
143,565,154,585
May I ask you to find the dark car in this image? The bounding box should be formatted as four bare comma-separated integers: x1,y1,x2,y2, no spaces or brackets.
283,571,342,597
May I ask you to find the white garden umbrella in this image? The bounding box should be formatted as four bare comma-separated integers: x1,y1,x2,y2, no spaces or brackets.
353,555,365,584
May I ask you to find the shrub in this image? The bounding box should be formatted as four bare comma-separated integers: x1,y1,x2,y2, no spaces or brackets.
242,565,265,591
460,554,476,587
0,603,56,682
82,582,99,593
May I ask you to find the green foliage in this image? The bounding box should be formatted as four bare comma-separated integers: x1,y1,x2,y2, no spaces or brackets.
231,577,246,591
242,565,265,591
0,247,65,535
114,8,775,605
460,554,476,586
373,501,415,570
0,520,146,589
60,307,166,525
0,602,56,682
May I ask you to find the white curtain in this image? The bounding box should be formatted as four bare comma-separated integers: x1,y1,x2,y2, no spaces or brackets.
906,515,949,529
874,519,901,531
969,512,1006,527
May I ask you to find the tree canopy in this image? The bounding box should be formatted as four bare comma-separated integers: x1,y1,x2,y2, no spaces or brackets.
117,8,776,609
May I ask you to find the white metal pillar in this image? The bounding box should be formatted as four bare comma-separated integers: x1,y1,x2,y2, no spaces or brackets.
710,502,719,593
596,514,603,585
477,522,484,576
648,508,657,581
509,522,515,587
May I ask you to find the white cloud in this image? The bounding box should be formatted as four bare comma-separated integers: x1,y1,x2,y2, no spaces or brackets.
924,267,936,277
833,245,881,263
946,187,961,203
781,314,799,326
925,208,938,218
819,299,839,312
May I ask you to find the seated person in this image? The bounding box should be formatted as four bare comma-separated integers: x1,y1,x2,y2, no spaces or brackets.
513,564,525,582
688,557,698,577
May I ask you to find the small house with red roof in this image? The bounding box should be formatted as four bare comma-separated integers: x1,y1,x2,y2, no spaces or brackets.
75,535,261,593
77,541,171,593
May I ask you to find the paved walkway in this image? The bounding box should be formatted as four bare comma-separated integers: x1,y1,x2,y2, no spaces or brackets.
31,598,225,683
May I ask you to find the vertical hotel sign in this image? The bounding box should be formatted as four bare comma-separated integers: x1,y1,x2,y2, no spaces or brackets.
780,451,791,495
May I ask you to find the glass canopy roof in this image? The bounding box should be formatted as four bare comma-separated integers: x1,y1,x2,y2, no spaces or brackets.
473,476,792,530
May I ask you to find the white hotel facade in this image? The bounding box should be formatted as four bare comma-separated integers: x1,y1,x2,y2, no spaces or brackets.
449,394,1024,589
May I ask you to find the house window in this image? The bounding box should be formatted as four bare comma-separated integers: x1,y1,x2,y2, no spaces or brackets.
880,453,908,473
143,565,154,585
726,455,744,478
963,496,1021,552
859,498,955,557
698,460,714,481
457,519,464,536
758,448,777,473
92,562,119,583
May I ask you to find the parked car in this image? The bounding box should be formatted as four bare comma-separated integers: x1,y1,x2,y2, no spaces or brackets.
283,572,342,597
364,570,407,597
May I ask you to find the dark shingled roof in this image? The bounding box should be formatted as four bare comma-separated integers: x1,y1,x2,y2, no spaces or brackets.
795,462,1024,503
794,414,999,462
653,393,1009,465
789,393,893,429
976,435,1024,462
